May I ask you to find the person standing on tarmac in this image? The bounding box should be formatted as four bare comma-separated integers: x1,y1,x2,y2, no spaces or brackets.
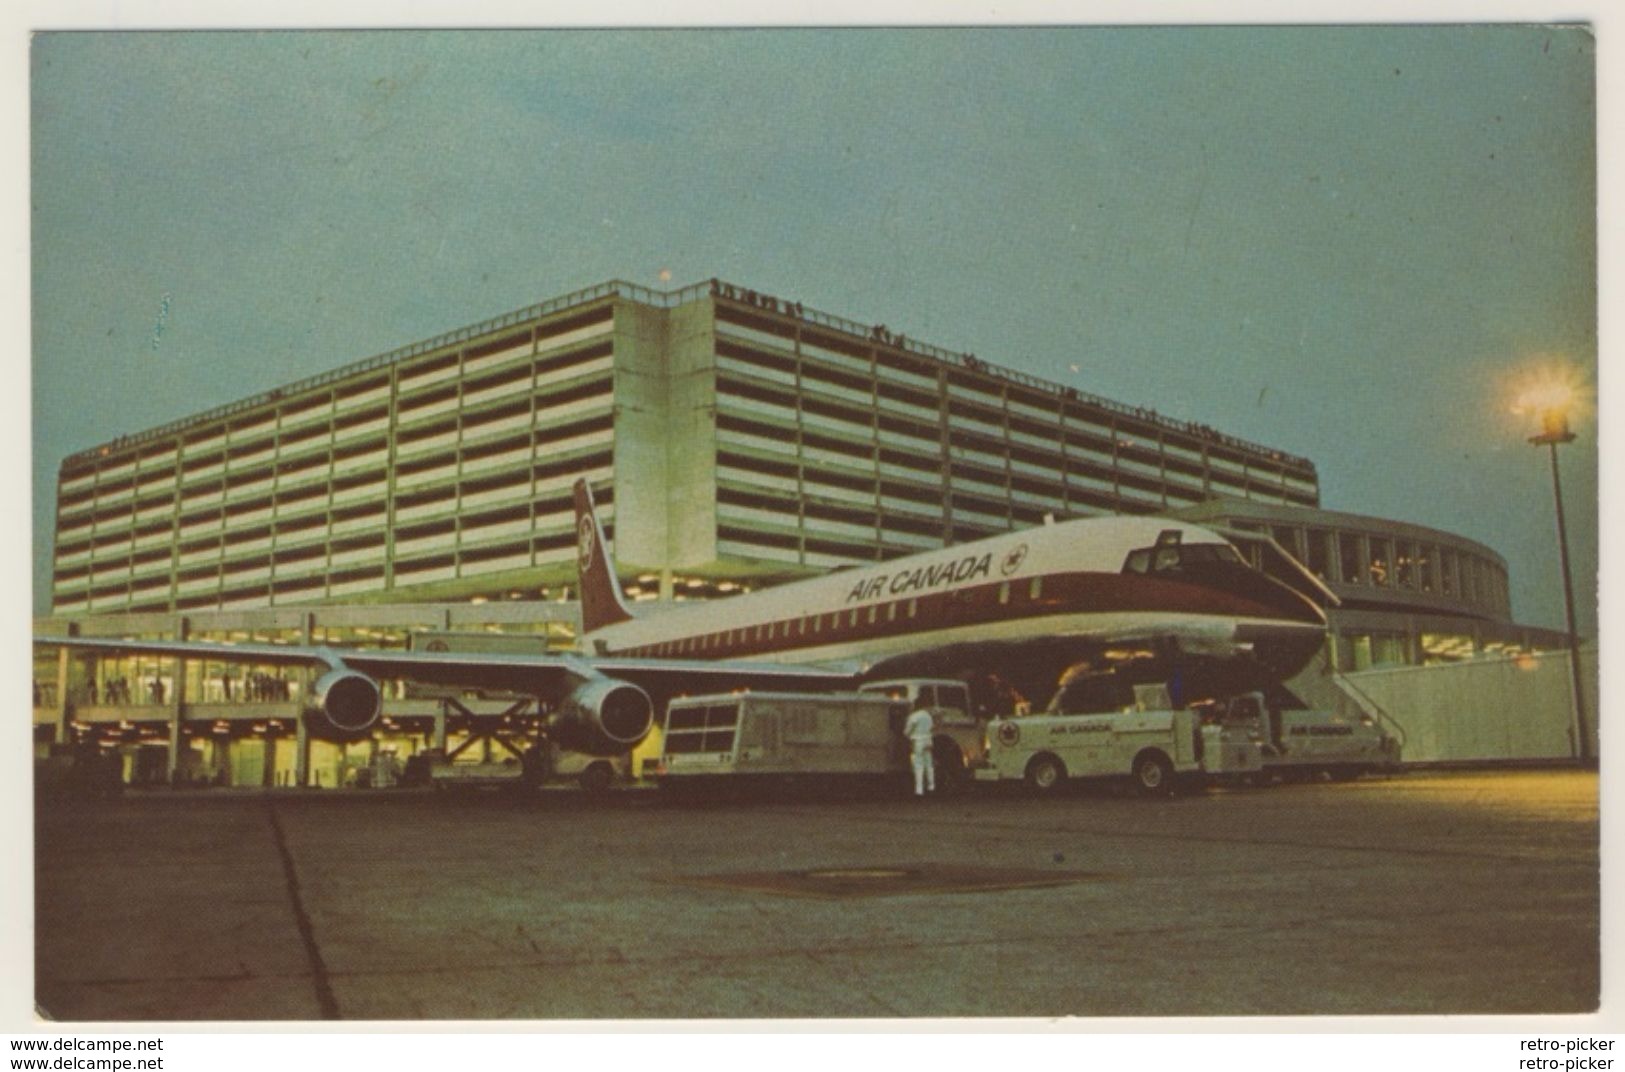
904,697,936,797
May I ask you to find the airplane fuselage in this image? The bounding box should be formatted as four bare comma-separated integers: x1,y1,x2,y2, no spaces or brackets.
586,516,1325,682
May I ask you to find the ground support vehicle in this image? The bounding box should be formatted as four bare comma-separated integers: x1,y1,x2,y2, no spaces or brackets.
653,690,911,788
856,678,987,787
404,741,629,793
652,679,987,791
1251,701,1402,782
974,685,1264,795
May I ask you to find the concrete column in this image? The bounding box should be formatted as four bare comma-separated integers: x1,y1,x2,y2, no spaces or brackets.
295,612,313,787
52,632,73,746
166,616,187,786
433,701,448,753
295,719,311,788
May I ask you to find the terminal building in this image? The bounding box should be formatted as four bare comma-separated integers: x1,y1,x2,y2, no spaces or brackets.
34,278,1579,787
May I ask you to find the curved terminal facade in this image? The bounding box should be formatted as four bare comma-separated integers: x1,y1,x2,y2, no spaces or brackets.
36,278,1563,786
1168,500,1559,673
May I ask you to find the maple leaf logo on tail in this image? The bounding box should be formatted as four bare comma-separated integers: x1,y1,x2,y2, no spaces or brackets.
571,479,635,635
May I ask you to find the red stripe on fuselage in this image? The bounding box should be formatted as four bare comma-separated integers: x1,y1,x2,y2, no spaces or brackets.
612,569,1314,661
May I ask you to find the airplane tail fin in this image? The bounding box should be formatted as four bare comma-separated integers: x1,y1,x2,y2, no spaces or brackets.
572,479,636,634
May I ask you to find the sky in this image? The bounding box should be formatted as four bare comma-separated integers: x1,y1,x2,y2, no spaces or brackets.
26,26,1598,634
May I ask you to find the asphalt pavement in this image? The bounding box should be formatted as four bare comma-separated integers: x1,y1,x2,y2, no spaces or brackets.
33,769,1600,1021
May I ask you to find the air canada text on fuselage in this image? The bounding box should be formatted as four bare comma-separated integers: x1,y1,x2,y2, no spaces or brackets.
843,552,997,604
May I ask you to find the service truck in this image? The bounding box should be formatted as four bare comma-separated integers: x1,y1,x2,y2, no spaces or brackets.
656,690,907,786
1245,693,1401,782
974,684,1265,795
855,678,988,783
653,678,985,788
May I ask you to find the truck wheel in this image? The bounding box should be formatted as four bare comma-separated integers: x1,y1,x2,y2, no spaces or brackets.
579,762,614,794
1132,752,1175,796
1025,754,1065,794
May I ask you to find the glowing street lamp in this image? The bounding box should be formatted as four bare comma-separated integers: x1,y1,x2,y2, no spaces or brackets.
1512,368,1590,762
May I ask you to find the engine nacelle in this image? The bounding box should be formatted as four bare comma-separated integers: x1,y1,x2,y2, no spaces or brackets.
551,678,654,755
305,669,383,740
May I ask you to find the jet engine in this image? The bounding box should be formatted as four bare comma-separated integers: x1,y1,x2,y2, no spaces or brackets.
549,677,654,755
304,668,383,740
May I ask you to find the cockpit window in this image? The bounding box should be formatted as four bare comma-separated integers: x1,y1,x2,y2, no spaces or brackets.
1184,544,1244,565
1122,542,1246,574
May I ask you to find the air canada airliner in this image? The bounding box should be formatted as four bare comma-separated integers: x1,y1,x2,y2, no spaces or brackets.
34,480,1327,755
570,481,1327,689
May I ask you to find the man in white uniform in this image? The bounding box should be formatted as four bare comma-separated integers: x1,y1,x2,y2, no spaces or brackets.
904,700,935,796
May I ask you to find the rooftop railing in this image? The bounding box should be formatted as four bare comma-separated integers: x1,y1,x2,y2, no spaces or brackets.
702,279,1314,472
65,277,1315,475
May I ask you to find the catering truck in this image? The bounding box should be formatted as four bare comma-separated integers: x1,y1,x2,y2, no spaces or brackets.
653,678,985,787
974,684,1266,795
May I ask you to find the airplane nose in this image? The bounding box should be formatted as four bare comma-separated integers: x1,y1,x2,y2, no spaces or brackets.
1189,562,1327,626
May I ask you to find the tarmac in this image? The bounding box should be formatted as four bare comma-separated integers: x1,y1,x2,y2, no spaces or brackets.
32,768,1600,1022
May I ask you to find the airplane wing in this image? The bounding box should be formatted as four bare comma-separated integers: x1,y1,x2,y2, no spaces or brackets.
32,634,859,749
31,635,858,693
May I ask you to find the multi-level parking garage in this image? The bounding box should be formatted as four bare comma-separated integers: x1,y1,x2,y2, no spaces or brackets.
48,278,1320,617
35,278,1569,787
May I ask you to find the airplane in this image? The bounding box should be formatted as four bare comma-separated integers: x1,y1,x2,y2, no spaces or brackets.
34,480,1330,754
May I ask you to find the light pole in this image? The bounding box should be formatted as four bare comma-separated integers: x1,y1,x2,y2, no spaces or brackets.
1526,406,1590,763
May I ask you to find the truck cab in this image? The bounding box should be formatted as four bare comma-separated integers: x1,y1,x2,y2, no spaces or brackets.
857,678,987,782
